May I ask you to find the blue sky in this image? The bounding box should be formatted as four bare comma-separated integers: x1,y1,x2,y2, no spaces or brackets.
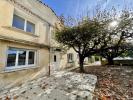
42,0,133,18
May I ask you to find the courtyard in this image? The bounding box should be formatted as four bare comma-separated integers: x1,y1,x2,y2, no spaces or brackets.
0,71,97,100
0,0,133,100
0,65,132,100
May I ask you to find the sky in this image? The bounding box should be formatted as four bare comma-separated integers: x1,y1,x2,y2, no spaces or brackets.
42,0,133,18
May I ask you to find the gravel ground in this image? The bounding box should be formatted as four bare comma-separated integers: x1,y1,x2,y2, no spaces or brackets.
74,65,133,100
0,71,97,100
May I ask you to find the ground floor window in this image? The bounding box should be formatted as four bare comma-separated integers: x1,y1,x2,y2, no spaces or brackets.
67,53,74,63
6,48,36,69
7,49,17,67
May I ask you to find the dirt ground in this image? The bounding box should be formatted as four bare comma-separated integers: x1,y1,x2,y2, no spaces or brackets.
74,65,133,100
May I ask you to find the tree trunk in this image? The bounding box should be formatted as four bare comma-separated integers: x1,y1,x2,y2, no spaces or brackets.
79,56,85,73
107,57,114,65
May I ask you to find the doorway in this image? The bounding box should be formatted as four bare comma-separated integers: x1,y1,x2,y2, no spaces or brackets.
51,52,61,71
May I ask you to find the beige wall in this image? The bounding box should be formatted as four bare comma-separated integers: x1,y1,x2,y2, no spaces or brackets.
0,0,60,45
0,40,50,88
0,0,60,73
0,40,49,72
60,48,79,69
0,0,62,87
59,48,92,69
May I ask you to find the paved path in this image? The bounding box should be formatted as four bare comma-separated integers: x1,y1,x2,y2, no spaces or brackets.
0,71,97,100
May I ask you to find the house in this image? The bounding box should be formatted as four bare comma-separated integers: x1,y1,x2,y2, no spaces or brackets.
0,0,101,88
59,48,101,69
0,0,62,86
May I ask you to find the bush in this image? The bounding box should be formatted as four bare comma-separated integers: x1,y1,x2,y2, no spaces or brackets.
114,60,133,66
101,59,133,66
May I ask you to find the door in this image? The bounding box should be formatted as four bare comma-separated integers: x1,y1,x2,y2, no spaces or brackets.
50,52,61,71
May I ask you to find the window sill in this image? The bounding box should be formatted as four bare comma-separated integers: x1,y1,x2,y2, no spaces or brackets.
3,26,39,37
3,66,39,73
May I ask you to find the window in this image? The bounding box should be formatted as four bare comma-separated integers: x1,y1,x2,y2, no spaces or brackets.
54,55,56,62
28,51,35,65
7,49,17,67
67,53,74,63
6,48,36,70
12,15,25,30
18,50,26,65
26,21,35,33
12,14,35,34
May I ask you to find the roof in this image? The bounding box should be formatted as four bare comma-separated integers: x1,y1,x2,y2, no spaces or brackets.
36,0,60,22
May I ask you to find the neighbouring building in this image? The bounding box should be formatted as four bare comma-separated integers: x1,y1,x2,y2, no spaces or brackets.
0,0,62,87
59,48,101,69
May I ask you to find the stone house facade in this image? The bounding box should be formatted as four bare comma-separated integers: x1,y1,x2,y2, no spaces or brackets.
0,0,101,88
0,0,62,86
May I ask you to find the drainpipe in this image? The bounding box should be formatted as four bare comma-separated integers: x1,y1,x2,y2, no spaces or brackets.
49,47,51,76
48,24,51,76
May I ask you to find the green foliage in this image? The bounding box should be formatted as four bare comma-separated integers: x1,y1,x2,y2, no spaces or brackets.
56,20,103,50
55,8,133,70
55,19,106,72
98,10,133,65
120,50,133,58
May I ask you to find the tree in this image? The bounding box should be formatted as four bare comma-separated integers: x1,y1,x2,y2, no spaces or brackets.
120,44,133,58
56,8,133,70
100,43,132,65
99,10,133,65
55,19,105,72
